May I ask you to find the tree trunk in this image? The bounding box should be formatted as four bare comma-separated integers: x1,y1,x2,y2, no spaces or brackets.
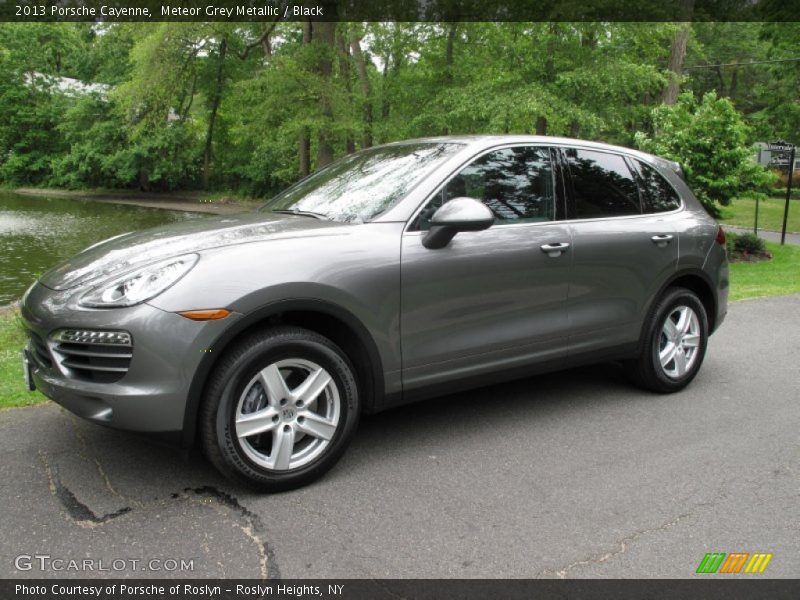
298,21,313,177
380,24,402,124
661,0,695,105
536,24,557,135
351,32,373,148
336,28,356,154
714,66,726,96
729,67,738,99
299,133,311,177
138,169,150,192
581,27,597,49
314,20,336,168
535,116,548,135
202,37,227,190
442,23,457,135
380,53,391,121
445,23,457,79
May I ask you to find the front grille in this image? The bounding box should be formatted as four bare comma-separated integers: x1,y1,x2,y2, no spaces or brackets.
27,331,53,369
51,329,133,383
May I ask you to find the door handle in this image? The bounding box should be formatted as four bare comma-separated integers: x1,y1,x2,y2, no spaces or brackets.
540,242,570,257
651,234,674,247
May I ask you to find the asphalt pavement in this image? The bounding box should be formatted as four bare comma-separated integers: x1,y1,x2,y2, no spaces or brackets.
1,294,798,579
725,225,800,246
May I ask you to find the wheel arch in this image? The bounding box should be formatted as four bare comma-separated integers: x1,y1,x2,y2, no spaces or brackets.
640,268,719,352
181,299,385,448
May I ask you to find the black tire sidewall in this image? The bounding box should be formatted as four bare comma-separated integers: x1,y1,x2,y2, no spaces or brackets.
646,288,709,392
207,329,359,490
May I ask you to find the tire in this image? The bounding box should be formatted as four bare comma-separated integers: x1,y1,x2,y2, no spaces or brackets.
626,287,709,393
200,326,360,492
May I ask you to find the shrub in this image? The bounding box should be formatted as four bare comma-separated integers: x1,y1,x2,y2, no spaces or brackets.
635,92,776,217
733,233,766,255
726,231,769,261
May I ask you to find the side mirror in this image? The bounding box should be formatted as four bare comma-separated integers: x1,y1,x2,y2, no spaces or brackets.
422,197,495,249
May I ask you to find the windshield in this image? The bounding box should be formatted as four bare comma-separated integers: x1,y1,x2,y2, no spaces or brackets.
260,142,463,223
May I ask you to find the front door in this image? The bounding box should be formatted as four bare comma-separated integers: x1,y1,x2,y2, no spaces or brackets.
400,146,573,392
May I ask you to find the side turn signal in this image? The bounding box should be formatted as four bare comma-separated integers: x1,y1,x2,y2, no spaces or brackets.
177,309,231,321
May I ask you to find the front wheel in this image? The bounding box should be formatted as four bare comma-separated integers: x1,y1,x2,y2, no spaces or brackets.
626,287,709,393
200,326,360,492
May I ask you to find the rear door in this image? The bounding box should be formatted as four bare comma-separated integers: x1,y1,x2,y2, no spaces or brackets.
560,147,679,354
400,145,572,391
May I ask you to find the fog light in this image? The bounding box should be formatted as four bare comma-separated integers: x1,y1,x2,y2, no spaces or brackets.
51,329,132,346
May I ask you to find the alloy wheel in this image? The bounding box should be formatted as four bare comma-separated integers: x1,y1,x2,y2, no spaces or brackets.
658,305,701,379
234,358,341,471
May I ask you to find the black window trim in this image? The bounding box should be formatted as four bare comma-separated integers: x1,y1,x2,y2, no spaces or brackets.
405,143,566,233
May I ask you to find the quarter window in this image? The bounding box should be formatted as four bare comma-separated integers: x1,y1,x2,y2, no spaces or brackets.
415,146,555,229
565,148,641,218
635,160,682,213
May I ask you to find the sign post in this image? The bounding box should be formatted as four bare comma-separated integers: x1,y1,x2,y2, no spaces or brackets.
754,191,760,235
767,141,796,245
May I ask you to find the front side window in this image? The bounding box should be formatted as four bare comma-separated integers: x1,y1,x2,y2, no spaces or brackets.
415,146,555,229
565,148,641,219
260,143,463,223
635,160,682,213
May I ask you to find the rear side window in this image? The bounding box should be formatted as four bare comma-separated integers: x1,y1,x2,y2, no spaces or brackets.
635,160,682,213
564,148,641,218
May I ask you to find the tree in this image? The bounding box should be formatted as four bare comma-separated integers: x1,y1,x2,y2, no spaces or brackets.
661,0,695,105
747,22,800,142
635,91,774,216
0,21,790,199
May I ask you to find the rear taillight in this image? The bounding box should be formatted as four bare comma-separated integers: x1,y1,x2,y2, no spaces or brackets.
715,225,726,246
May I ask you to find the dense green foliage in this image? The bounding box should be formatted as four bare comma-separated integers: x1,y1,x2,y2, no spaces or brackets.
0,22,793,207
635,92,775,215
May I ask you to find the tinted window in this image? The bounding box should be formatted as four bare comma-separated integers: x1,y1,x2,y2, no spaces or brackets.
260,143,463,223
565,149,640,218
416,146,555,228
636,160,682,213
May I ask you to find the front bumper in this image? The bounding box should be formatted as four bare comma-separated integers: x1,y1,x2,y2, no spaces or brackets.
21,281,237,434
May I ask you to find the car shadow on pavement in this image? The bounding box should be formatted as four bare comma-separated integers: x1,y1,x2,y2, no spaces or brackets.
32,361,645,502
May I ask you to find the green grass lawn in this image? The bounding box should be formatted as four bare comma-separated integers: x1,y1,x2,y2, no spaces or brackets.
728,241,800,302
1,242,799,409
0,308,46,409
719,197,800,233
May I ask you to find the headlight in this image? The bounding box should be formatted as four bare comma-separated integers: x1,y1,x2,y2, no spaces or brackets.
79,254,199,308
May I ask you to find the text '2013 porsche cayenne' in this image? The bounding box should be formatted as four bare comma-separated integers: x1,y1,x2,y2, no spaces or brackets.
21,136,728,491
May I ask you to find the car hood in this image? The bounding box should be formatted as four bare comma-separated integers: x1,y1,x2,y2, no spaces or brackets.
39,211,341,291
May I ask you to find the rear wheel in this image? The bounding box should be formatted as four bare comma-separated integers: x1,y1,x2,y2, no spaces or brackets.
626,287,709,393
200,326,359,491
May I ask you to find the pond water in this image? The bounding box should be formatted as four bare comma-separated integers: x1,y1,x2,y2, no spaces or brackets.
0,191,207,305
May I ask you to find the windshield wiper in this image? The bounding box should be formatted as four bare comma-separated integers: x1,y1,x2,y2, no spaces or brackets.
272,209,330,220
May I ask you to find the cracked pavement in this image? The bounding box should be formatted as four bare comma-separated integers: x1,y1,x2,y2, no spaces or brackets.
1,294,798,579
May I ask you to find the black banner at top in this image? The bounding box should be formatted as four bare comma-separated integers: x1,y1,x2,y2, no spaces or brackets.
1,0,799,22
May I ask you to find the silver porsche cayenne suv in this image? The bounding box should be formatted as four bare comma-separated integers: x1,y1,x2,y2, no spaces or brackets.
21,136,729,491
